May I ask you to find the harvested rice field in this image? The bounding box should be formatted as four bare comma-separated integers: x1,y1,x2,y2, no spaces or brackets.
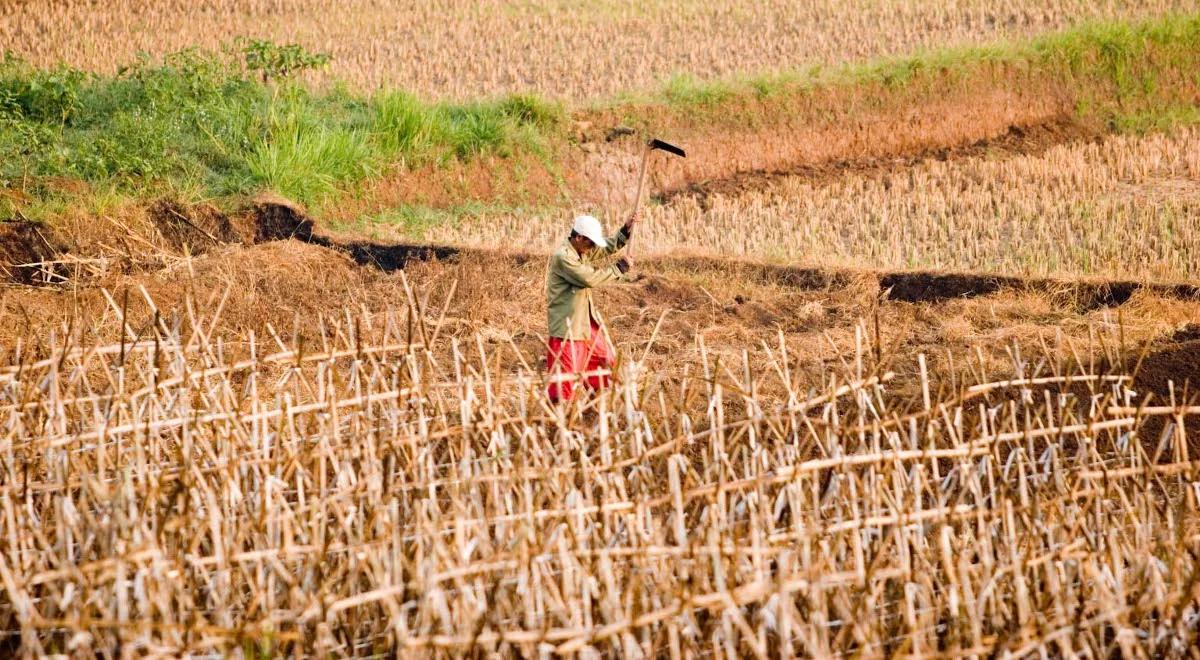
2,3,1200,657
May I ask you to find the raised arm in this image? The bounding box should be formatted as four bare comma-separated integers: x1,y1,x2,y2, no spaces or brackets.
554,250,628,288
593,211,639,259
592,226,629,259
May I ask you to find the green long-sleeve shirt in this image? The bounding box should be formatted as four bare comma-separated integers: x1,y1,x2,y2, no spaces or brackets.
546,228,630,340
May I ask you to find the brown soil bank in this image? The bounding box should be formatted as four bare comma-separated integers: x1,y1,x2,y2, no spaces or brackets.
10,200,1200,314
0,221,65,285
1137,328,1200,399
337,21,1200,220
572,77,1087,209
350,76,1102,219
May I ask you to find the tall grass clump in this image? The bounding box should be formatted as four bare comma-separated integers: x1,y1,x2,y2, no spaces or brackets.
246,118,376,203
371,91,563,164
372,91,436,158
0,42,564,211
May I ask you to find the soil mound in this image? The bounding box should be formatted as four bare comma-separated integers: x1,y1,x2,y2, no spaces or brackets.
149,200,249,254
881,272,1011,303
252,201,315,242
151,198,317,249
1136,340,1200,399
2,199,326,287
0,220,64,284
1131,335,1200,449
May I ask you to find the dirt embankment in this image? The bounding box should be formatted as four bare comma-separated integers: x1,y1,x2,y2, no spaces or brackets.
328,65,1110,222
0,198,316,284
3,200,1199,384
6,200,1200,309
573,73,1094,209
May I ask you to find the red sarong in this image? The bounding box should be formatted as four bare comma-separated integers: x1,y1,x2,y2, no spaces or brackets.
546,322,613,403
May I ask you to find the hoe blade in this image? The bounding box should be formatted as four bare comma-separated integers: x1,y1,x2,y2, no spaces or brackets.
648,138,686,158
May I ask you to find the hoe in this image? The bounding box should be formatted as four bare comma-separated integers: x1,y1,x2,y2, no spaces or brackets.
627,138,686,257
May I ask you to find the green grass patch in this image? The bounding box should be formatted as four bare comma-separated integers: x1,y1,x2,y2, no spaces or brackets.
0,42,565,216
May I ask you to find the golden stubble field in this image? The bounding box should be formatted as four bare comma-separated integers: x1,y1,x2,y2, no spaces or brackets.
0,0,1193,99
395,127,1200,282
3,2,1200,656
2,248,1200,654
2,193,1200,654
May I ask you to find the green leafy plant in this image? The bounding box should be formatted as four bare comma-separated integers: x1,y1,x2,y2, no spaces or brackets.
0,53,86,123
240,39,332,82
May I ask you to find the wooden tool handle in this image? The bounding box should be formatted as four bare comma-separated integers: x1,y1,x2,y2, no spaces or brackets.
628,147,651,259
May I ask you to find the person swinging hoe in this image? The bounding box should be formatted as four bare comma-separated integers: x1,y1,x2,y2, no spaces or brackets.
544,212,638,403
543,137,684,402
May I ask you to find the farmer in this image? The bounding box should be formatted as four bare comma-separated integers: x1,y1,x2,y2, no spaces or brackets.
545,212,638,403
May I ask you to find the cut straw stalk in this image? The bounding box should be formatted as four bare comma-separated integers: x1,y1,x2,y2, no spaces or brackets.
0,287,1196,656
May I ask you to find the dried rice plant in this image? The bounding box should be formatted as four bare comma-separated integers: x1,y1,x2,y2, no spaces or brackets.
1,284,1198,656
